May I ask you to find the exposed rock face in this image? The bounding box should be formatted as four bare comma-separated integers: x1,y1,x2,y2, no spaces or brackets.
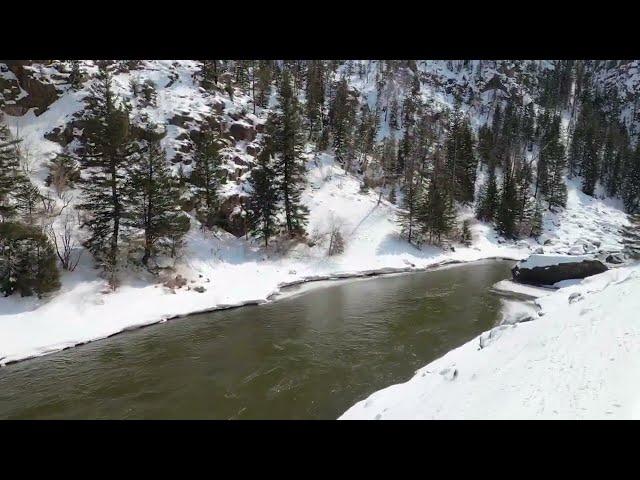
3,61,60,116
218,195,247,237
512,258,608,285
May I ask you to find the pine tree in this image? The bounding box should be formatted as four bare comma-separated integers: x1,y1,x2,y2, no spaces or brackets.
476,166,500,222
544,118,568,209
397,171,422,245
274,71,309,237
200,60,218,90
496,160,520,239
0,222,60,298
329,79,356,171
190,127,224,229
254,60,272,109
68,60,83,90
129,138,190,267
581,127,600,196
0,121,24,221
247,127,281,247
530,200,544,238
622,142,640,214
445,111,477,204
14,180,42,225
78,62,137,288
460,219,472,246
419,157,457,245
305,60,325,141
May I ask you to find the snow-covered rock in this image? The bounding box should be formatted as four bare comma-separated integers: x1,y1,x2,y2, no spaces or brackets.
512,254,608,285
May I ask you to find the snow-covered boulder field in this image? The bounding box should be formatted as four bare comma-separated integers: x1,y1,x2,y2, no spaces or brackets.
512,254,608,285
340,263,640,419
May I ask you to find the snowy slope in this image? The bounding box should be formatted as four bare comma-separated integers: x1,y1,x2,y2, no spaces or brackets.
341,263,640,420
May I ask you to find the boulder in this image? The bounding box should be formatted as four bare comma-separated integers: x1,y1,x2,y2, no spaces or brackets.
606,254,625,264
512,254,608,285
246,144,260,156
229,121,256,142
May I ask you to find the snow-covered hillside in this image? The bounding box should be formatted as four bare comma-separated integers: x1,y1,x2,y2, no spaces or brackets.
340,262,640,419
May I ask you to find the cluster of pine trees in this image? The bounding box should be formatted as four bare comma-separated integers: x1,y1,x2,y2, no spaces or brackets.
76,62,191,288
0,120,60,297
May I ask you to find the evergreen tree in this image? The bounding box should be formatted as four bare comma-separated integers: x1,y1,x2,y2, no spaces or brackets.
397,171,422,245
78,62,137,288
68,60,83,90
200,60,219,90
543,117,568,209
274,71,309,236
0,222,60,298
247,128,281,247
0,121,24,221
581,127,600,196
254,60,272,109
190,127,224,229
329,79,356,171
496,160,520,239
622,142,640,214
476,166,500,222
14,180,42,225
419,156,456,244
305,60,325,141
445,111,477,204
129,138,190,266
530,200,544,238
460,219,472,246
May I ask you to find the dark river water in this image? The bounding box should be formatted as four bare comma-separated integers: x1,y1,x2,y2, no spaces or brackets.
0,259,514,419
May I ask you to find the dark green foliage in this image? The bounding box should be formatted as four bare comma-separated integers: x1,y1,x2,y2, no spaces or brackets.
530,200,543,238
247,128,281,247
78,62,138,287
190,127,224,229
541,116,568,209
445,111,477,204
68,60,83,90
476,167,500,222
397,172,422,245
460,219,472,246
274,71,308,236
13,180,42,225
305,60,325,141
200,60,219,90
128,139,190,266
0,121,25,221
0,222,60,298
419,158,457,245
329,79,357,171
496,161,520,239
622,142,640,214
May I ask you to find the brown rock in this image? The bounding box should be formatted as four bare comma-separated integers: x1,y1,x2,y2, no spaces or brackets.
229,121,256,142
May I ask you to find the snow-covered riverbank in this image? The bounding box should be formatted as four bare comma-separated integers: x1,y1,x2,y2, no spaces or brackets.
341,262,640,419
0,150,631,367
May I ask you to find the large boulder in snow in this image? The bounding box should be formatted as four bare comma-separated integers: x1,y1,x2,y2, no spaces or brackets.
229,121,256,141
512,254,608,285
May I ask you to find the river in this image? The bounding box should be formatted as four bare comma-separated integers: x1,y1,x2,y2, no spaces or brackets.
0,259,514,419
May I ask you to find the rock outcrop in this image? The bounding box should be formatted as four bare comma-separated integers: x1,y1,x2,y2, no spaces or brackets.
512,255,608,285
